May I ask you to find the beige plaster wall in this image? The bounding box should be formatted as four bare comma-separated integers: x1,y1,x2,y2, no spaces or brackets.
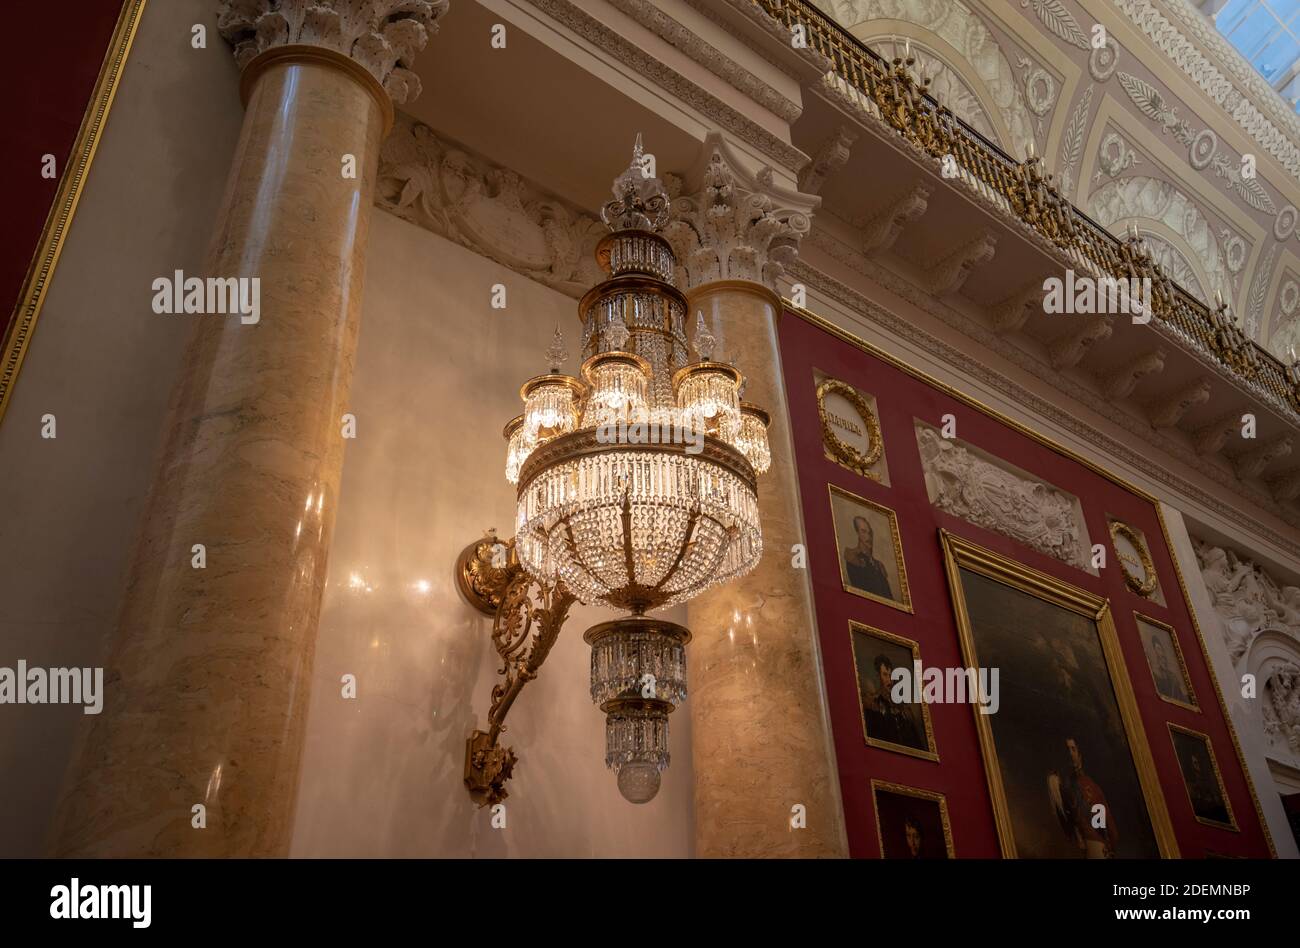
0,0,243,857
287,210,696,857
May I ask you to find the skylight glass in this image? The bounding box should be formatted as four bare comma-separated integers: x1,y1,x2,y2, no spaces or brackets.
1214,0,1300,113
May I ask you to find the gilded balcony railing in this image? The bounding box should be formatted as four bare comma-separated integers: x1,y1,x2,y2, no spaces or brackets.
753,0,1300,415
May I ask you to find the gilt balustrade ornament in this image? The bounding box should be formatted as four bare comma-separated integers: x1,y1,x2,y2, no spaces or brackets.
753,0,1300,415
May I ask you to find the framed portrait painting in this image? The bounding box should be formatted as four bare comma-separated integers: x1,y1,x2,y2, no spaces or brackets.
1135,613,1198,711
849,621,937,761
828,485,911,612
940,531,1178,858
871,781,953,859
1169,724,1237,831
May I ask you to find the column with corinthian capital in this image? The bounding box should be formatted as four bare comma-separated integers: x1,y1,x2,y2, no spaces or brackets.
664,134,847,857
49,0,450,857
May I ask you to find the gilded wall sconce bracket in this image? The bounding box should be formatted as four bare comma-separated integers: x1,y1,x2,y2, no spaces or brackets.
458,530,577,806
455,529,519,615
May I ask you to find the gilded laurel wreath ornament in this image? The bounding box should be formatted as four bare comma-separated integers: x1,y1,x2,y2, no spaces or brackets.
1110,520,1159,597
817,378,882,478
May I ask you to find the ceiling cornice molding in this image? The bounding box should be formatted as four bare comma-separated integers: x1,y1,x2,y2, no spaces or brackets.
789,245,1300,561
795,219,1300,546
607,0,803,123
520,0,810,173
1110,0,1300,178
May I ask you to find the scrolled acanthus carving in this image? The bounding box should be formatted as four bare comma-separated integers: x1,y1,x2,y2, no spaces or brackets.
662,133,819,292
1193,538,1300,664
217,0,451,105
1263,664,1300,759
916,424,1090,570
376,115,606,296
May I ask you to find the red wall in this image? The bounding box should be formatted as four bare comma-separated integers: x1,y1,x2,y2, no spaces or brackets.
1,1,125,335
780,308,1271,858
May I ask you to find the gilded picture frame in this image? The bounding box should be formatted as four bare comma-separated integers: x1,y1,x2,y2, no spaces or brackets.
939,529,1179,858
871,779,955,859
849,621,938,762
1168,723,1238,832
1134,612,1199,712
816,377,883,480
0,0,147,427
828,484,912,613
787,300,1274,856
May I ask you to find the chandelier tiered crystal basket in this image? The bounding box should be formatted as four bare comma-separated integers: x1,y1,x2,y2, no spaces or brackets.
491,137,772,802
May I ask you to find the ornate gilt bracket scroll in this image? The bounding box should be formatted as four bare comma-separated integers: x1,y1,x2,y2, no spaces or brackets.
456,531,577,806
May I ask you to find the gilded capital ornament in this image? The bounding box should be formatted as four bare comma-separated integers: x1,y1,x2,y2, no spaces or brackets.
663,133,819,292
217,0,450,105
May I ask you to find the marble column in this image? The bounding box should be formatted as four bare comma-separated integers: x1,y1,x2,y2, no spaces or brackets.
48,0,448,857
668,135,848,857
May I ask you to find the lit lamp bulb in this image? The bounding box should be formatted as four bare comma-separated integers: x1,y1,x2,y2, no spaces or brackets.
674,361,742,441
521,375,584,443
581,351,650,427
503,415,530,485
735,403,772,474
521,326,584,443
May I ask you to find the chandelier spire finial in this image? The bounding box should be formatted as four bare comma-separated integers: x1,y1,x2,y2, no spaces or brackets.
693,310,716,361
545,324,569,372
601,133,669,232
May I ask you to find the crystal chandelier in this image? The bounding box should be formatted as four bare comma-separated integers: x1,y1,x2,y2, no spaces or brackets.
481,136,771,804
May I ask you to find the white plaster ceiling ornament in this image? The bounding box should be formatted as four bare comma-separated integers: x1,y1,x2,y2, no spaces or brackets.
1110,0,1300,180
1219,231,1247,276
1248,243,1279,340
1114,71,1278,217
1272,314,1300,365
216,0,450,104
1276,206,1298,243
1189,129,1217,171
662,133,818,291
1282,280,1300,318
1023,67,1055,117
1015,55,1056,141
1057,85,1094,198
1095,130,1141,181
1020,0,1088,49
1089,35,1119,82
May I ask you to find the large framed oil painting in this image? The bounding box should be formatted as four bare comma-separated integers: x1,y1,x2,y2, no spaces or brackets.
940,531,1178,858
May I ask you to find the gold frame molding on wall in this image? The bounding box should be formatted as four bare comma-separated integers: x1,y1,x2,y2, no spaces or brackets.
870,778,955,859
828,483,913,613
783,301,1276,857
0,0,146,428
1168,722,1240,833
939,529,1181,859
1133,611,1200,714
848,620,939,762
